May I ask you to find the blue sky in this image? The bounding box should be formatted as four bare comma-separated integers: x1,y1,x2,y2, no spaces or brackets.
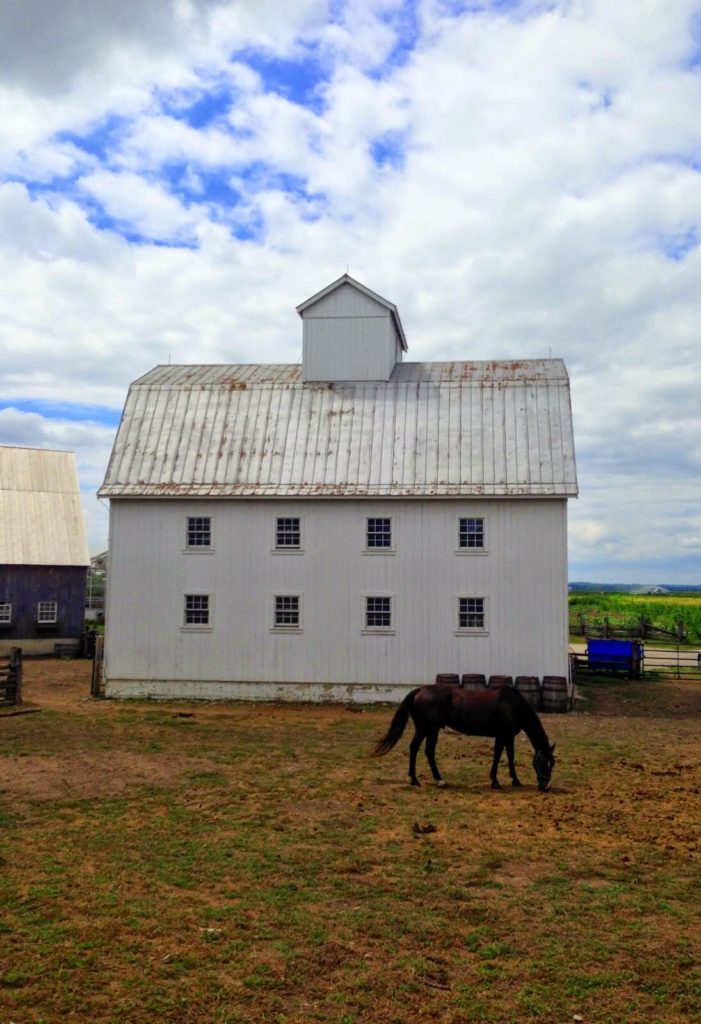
1,0,700,581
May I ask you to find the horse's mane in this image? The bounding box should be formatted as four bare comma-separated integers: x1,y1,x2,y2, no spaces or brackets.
508,687,551,752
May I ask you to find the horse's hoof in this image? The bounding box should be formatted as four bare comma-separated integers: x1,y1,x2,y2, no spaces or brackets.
410,778,420,787
491,780,502,790
436,779,447,788
512,778,522,788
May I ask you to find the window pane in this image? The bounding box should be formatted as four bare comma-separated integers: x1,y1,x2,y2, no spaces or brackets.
367,518,392,548
275,595,300,626
459,517,484,549
37,601,57,623
459,597,485,630
0,603,11,623
366,596,392,628
185,594,209,625
187,516,211,547
276,517,301,548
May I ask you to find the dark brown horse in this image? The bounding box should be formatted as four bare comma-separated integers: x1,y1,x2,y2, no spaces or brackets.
375,684,556,791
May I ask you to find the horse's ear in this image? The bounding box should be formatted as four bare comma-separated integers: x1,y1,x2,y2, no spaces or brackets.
550,743,556,753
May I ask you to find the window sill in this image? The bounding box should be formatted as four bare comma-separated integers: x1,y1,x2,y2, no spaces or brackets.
183,548,215,555
180,626,213,633
361,628,396,636
454,549,489,556
272,548,305,555
454,629,489,637
270,627,303,634
362,549,396,556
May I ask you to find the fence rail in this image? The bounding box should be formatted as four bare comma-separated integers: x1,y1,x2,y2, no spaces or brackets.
571,645,701,680
642,646,701,679
570,613,689,643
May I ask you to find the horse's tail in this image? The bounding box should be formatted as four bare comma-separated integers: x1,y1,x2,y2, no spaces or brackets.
373,688,420,756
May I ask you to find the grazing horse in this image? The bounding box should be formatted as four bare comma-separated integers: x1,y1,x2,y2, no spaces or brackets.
375,684,556,791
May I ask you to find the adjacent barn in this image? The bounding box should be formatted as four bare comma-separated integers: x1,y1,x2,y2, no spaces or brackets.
0,446,90,655
99,275,578,702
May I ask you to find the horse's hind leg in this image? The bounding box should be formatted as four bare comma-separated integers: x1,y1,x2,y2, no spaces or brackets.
408,729,425,786
490,737,505,789
425,729,445,787
505,735,522,787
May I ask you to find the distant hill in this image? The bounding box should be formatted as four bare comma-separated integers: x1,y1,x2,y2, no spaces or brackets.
569,582,701,593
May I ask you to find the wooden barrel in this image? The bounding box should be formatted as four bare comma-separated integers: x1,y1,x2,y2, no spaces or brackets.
461,673,486,691
488,674,513,689
541,676,569,713
515,675,541,709
435,673,460,686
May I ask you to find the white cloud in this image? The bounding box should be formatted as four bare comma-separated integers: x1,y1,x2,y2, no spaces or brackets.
78,170,200,240
0,0,700,574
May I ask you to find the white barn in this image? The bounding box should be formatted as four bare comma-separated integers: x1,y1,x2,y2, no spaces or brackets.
99,275,578,702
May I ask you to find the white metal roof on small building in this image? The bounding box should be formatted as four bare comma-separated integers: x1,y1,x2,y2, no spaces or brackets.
99,360,578,499
0,446,90,565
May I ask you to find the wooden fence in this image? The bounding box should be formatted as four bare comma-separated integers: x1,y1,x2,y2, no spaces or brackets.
570,613,688,643
0,648,23,705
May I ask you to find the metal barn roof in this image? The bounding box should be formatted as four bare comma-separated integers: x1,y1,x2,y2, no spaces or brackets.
0,446,90,565
99,360,577,499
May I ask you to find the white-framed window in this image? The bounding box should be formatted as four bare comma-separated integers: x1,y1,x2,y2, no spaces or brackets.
457,596,487,632
275,517,301,550
458,516,486,551
273,594,301,630
37,601,57,624
364,595,393,632
0,603,11,624
366,517,392,550
186,516,212,549
184,594,210,626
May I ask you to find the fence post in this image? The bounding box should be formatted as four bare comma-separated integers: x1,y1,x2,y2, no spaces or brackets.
10,647,22,705
91,634,104,698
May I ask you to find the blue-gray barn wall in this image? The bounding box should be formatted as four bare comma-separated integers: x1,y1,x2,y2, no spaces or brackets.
0,565,87,641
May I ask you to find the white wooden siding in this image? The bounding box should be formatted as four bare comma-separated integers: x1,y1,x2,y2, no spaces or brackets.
104,497,569,701
303,314,396,382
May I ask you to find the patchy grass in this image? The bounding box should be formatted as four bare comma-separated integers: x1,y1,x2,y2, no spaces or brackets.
0,661,699,1023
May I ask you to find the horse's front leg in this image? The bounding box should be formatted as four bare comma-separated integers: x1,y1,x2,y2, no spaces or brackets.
505,735,522,787
490,737,505,789
425,729,446,787
409,730,425,786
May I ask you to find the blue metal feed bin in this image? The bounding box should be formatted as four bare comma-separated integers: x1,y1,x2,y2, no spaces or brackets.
586,639,643,678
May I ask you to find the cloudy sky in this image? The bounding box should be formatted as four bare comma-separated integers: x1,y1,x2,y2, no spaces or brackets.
1,0,700,583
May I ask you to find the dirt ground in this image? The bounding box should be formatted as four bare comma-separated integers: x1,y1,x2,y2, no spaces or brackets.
2,657,701,807
1,659,700,1024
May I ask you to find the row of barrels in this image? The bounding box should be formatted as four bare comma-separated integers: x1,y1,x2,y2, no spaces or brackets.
434,672,570,713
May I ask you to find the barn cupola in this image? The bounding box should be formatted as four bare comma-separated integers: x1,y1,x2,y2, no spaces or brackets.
297,274,407,383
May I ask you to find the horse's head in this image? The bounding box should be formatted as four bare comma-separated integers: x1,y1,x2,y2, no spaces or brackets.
533,743,556,792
